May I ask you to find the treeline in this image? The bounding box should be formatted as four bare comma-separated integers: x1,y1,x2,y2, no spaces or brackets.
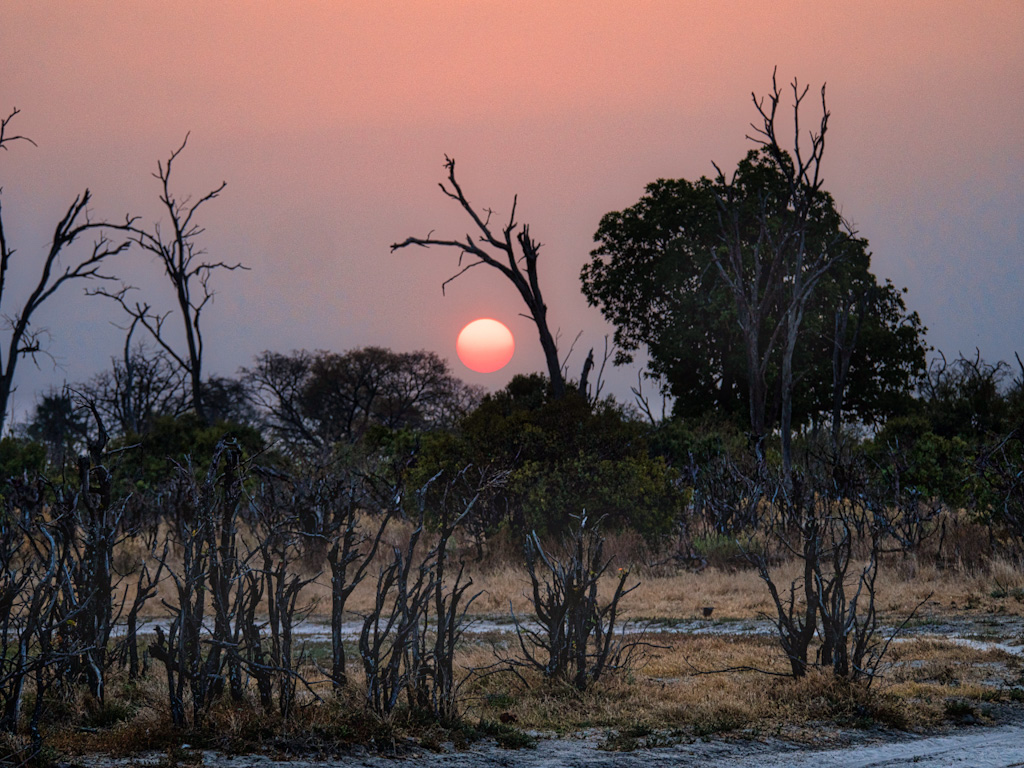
7,345,680,542
2,337,1022,754
7,339,1024,551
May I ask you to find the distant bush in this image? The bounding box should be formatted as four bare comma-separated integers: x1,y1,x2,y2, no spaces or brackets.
0,436,46,481
691,531,762,569
407,375,686,543
110,412,266,492
867,414,975,507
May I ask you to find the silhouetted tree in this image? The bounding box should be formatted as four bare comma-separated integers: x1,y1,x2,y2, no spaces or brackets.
583,178,924,439
729,72,848,477
584,73,919,479
94,135,245,424
918,350,1012,440
199,375,257,427
26,389,89,466
0,107,134,433
78,339,188,437
392,157,568,397
244,347,482,451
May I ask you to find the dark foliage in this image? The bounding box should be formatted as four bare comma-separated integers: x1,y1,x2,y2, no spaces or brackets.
582,152,926,432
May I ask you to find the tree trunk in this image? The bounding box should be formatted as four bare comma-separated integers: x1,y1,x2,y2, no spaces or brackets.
780,315,800,486
329,550,349,690
743,322,767,457
536,315,565,399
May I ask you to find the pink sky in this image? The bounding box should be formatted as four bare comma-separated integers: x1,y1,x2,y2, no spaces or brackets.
2,2,1022,420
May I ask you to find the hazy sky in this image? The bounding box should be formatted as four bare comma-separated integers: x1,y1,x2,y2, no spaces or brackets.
2,2,1022,422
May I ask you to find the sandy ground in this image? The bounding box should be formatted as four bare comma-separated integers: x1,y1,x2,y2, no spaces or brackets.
70,721,1024,768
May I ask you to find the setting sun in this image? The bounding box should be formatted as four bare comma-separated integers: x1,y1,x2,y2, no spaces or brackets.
456,318,515,373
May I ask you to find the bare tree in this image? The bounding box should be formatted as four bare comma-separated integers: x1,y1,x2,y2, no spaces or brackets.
730,446,927,682
255,455,393,692
94,134,245,424
0,108,134,433
244,349,321,448
411,469,483,721
710,72,854,476
505,515,646,691
79,335,189,437
392,157,567,397
148,440,253,726
358,516,431,717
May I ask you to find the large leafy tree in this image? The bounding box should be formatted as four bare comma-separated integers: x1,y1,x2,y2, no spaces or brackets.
581,150,926,436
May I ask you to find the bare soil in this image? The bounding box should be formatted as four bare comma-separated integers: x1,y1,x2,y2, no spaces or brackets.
69,717,1024,768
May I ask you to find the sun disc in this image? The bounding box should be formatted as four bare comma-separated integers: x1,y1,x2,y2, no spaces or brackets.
456,318,515,373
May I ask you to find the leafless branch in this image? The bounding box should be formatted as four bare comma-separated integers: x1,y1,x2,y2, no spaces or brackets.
392,156,566,396
0,109,136,431
114,133,244,423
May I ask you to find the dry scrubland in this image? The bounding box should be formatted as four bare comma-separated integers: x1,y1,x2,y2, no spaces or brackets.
115,514,1024,622
18,517,1023,766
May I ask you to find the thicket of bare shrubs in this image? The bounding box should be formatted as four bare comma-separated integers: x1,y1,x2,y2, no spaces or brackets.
2,409,1024,765
0,424,655,765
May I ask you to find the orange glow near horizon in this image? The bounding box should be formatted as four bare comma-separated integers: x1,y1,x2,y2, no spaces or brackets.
456,319,515,374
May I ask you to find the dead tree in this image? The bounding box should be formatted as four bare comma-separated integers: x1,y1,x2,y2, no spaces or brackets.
411,470,483,721
392,156,566,398
242,491,321,718
0,516,59,735
82,325,190,437
148,459,213,727
121,545,166,681
225,518,318,718
710,72,854,474
742,448,914,682
0,107,134,433
53,400,127,702
507,515,644,691
358,518,432,717
0,511,95,762
747,473,820,678
973,416,1024,552
148,440,254,726
324,474,392,692
94,134,245,424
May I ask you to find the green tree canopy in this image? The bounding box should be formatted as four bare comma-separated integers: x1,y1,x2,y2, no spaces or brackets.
244,347,483,452
581,149,927,433
408,374,684,542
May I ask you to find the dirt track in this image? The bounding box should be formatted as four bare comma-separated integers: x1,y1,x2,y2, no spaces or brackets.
74,721,1024,768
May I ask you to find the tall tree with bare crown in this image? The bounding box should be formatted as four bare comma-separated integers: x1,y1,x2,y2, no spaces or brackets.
0,108,134,432
392,157,567,398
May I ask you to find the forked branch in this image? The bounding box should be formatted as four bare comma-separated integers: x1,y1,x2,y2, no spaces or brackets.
392,156,566,397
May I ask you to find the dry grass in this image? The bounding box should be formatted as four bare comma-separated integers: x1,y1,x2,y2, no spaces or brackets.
116,549,1024,627
35,522,1024,762
458,629,1021,738
111,512,1024,624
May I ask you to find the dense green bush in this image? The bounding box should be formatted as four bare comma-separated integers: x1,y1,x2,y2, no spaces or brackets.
405,375,685,542
110,412,267,491
867,414,975,507
0,436,46,480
